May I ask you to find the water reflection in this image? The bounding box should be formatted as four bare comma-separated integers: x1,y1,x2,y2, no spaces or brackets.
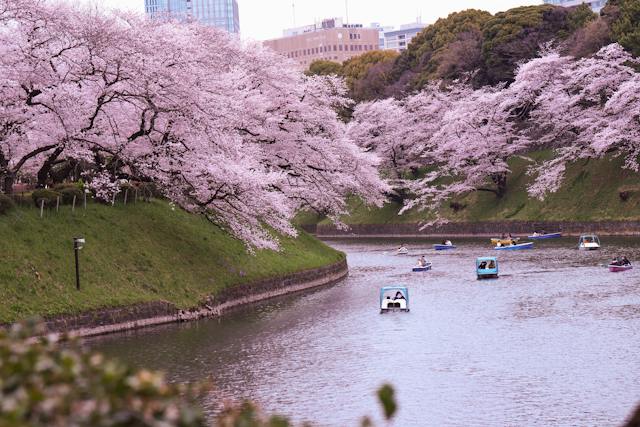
89,237,640,426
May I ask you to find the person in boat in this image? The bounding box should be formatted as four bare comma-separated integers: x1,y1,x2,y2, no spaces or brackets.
611,257,622,266
488,260,496,269
417,255,428,267
622,256,631,266
394,291,405,300
445,240,452,246
532,231,540,237
501,233,507,239
479,261,487,269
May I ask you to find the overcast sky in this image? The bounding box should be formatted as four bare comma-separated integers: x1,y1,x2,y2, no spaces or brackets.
82,0,543,41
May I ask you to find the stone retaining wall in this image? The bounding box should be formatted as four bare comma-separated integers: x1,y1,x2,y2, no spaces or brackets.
315,221,640,237
42,259,348,338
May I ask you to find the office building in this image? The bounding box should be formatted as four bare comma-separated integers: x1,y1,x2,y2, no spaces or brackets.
263,18,380,68
543,0,608,12
370,22,394,50
384,22,426,52
144,0,240,34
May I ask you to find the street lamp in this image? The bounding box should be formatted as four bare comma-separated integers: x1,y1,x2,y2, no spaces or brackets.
73,237,85,291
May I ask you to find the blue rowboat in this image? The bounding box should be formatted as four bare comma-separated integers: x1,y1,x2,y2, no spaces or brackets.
494,242,534,251
412,263,432,272
528,232,562,240
433,244,456,251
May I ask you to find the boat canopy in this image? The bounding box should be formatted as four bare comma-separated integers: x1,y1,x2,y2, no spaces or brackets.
476,257,498,273
579,235,600,244
380,286,409,305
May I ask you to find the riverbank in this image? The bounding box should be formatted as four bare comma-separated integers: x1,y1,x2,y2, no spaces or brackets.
310,220,640,238
45,259,347,338
0,201,345,325
298,153,640,237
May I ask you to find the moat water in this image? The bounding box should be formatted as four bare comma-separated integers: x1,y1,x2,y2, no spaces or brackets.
89,237,640,426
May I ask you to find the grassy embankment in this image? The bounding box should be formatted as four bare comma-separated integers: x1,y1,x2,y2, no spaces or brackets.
0,200,344,323
297,153,640,227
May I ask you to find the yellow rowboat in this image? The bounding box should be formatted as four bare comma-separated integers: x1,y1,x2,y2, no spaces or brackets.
490,237,520,246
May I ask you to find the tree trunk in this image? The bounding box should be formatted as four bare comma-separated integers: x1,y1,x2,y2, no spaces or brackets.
491,172,507,198
36,146,64,188
3,174,14,195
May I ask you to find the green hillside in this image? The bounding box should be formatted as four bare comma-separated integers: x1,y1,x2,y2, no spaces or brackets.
0,201,343,323
300,153,640,227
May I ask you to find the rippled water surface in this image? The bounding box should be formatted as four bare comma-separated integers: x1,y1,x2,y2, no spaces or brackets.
89,237,640,426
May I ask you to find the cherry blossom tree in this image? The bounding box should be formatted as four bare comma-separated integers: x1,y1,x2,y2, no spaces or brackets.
350,81,529,217
0,0,387,249
350,44,639,218
523,44,640,198
401,84,530,216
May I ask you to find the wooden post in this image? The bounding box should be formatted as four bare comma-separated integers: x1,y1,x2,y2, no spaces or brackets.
134,188,138,204
72,195,76,213
39,199,44,218
83,191,87,210
111,191,116,206
124,188,128,205
56,196,60,212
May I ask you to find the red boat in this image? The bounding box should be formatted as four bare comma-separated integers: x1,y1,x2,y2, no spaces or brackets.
609,264,633,272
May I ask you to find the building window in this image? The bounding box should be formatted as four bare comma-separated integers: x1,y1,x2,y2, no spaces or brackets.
333,45,337,51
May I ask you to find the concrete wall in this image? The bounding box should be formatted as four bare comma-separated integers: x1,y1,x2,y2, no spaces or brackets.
42,259,348,338
313,221,640,237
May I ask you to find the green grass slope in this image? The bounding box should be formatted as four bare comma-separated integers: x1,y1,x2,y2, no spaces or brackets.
0,201,344,323
300,153,640,227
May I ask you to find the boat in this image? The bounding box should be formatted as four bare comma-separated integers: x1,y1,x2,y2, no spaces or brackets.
491,237,520,246
609,264,633,272
494,242,534,250
412,263,432,272
396,247,409,255
434,244,456,251
578,234,601,251
528,232,562,240
476,257,498,279
380,287,410,313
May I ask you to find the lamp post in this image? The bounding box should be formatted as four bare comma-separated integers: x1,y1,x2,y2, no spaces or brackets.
73,237,85,290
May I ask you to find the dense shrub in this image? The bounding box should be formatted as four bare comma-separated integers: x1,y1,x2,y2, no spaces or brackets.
54,184,84,204
305,60,342,76
0,194,15,215
60,186,83,204
31,189,61,207
606,0,640,56
0,322,208,427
